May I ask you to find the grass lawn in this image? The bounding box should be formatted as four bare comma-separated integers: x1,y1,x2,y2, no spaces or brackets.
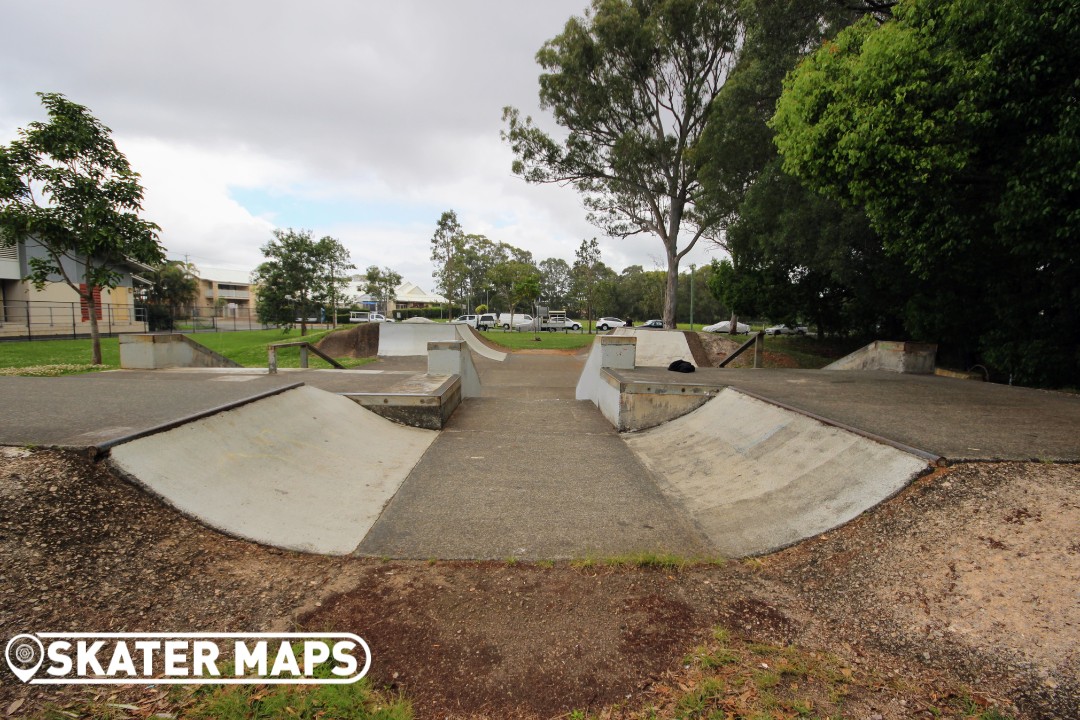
482,329,598,351
0,328,373,375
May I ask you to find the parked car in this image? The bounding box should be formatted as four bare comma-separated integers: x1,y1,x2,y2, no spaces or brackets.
640,319,664,329
596,317,626,331
476,313,498,330
764,324,807,336
565,318,583,331
451,314,479,327
703,320,751,334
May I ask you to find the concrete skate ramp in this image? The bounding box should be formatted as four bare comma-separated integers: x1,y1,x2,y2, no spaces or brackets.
377,322,506,361
109,385,437,554
454,324,508,361
624,388,928,557
613,327,693,367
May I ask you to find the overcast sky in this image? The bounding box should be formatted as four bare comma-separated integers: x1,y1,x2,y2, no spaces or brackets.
0,0,724,289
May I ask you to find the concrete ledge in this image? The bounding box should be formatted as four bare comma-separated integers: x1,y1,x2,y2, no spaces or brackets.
824,340,937,374
119,333,242,369
342,375,461,430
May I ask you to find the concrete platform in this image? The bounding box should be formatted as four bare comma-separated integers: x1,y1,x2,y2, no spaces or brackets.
609,368,1080,461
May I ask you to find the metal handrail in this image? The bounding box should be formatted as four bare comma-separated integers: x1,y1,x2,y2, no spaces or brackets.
718,331,764,369
267,341,345,374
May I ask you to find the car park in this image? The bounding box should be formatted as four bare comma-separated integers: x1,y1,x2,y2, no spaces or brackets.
596,317,626,331
703,320,750,334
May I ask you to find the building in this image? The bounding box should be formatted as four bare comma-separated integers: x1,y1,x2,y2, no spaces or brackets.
348,277,448,316
195,266,256,316
0,237,151,339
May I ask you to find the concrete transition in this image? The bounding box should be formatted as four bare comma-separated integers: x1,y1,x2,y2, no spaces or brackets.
612,327,694,367
576,335,715,431
119,333,242,369
824,340,937,374
377,322,507,361
624,388,929,557
109,385,437,554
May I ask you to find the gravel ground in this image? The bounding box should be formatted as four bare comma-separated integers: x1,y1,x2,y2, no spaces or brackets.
0,448,1076,719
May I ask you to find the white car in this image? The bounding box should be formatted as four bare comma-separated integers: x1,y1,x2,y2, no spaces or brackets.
703,320,750,334
596,317,626,331
565,318,583,331
764,324,807,336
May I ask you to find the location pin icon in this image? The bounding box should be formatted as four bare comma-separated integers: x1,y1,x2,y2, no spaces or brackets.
5,634,45,683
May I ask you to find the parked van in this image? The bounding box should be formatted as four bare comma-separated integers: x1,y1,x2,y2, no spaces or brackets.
496,313,533,330
349,311,393,323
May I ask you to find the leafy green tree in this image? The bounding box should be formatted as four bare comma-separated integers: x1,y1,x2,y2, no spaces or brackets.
488,260,539,323
569,238,609,332
538,257,572,309
363,265,403,316
0,92,164,363
430,210,469,315
253,229,352,336
143,260,199,329
771,0,1080,384
321,236,354,327
503,0,741,328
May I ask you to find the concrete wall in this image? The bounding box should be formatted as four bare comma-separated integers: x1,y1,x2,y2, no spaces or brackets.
377,322,459,356
119,333,242,369
824,341,938,374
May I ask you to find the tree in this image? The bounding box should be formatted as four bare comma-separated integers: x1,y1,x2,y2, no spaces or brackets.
321,236,354,328
487,260,539,323
253,229,352,336
570,238,614,333
143,260,198,329
538,257,572,309
771,0,1080,384
503,0,741,328
363,265,403,316
430,210,469,316
0,92,164,364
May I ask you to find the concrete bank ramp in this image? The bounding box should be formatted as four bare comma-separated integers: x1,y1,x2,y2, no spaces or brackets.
624,388,928,557
109,385,437,554
613,327,693,367
378,323,507,361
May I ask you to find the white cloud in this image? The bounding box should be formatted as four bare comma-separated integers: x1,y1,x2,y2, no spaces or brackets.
0,0,723,290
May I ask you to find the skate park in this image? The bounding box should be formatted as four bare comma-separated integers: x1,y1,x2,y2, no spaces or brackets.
2,322,1078,560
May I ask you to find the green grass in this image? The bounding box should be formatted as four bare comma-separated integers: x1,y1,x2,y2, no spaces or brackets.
0,328,374,374
482,328,597,351
0,336,122,373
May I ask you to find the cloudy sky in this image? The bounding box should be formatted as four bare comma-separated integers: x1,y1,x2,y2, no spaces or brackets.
0,1,723,289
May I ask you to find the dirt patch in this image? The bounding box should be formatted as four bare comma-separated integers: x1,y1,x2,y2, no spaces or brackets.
694,332,800,368
1,450,1076,719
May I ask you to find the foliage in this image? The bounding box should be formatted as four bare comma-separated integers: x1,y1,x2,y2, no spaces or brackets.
0,92,165,363
503,0,741,326
363,265,403,314
569,238,614,331
253,229,353,336
144,260,199,312
538,257,572,308
771,0,1080,385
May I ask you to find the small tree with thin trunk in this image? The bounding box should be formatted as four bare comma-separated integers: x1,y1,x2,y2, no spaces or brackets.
0,92,164,363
